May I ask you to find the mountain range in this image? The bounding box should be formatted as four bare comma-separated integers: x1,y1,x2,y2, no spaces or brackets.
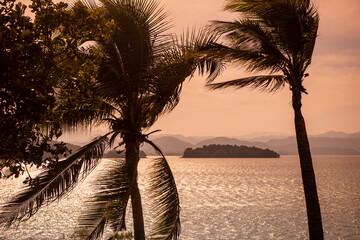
141,131,360,156
59,131,360,156
60,142,147,158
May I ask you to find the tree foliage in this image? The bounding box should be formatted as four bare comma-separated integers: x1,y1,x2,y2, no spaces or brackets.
0,0,114,178
206,0,319,93
0,0,68,177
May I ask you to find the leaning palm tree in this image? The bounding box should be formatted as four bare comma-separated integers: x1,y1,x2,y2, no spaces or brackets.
203,0,322,239
0,0,220,239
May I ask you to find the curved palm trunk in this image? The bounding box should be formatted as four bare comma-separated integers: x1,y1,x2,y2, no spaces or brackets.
125,135,145,240
292,89,324,240
131,178,145,240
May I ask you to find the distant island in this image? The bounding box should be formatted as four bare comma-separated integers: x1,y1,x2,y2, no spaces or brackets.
182,144,280,158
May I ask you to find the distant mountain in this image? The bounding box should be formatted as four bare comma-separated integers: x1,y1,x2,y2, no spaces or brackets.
141,133,360,156
246,135,293,142
150,134,211,145
311,137,360,151
314,131,360,139
51,142,148,158
195,137,269,149
58,130,109,146
44,142,81,159
64,142,81,153
311,147,360,155
103,150,147,158
173,135,212,145
348,132,360,138
141,136,194,155
238,131,290,140
266,137,360,155
142,136,271,156
59,131,360,156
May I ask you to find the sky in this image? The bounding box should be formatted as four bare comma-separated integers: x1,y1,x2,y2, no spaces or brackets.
146,0,360,137
20,0,360,138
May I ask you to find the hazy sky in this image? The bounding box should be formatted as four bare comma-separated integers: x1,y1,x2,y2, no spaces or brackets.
20,0,360,138
147,0,360,137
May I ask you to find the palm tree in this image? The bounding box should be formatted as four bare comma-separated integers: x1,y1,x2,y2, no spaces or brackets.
0,0,219,239
203,0,323,239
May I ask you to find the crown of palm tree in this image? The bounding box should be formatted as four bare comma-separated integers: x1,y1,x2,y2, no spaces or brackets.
206,0,319,92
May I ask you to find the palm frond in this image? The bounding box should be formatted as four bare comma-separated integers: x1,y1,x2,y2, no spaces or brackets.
211,19,288,70
144,64,185,125
223,0,319,63
77,159,133,240
143,27,225,126
207,74,286,92
143,139,165,158
206,0,319,90
0,133,111,228
109,131,122,148
179,27,224,82
148,157,180,240
85,217,107,240
81,0,100,9
99,0,172,85
58,100,116,132
95,58,129,101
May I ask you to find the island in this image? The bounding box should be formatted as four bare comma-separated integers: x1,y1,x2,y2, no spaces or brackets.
182,144,280,158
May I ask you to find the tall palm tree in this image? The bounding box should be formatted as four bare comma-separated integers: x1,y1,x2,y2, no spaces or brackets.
203,0,323,239
0,0,219,239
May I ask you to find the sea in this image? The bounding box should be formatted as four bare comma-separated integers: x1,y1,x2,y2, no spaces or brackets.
0,155,359,240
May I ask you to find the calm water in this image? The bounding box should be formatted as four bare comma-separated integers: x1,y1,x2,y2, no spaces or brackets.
0,155,359,239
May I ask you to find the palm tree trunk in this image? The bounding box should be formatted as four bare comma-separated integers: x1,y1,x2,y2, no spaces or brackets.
292,89,324,240
131,179,145,240
125,135,145,240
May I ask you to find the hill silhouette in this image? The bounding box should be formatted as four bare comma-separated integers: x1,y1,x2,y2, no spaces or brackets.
183,144,280,158
60,131,360,156
140,131,360,156
103,150,146,158
50,142,147,158
141,136,193,155
195,137,268,149
267,136,360,155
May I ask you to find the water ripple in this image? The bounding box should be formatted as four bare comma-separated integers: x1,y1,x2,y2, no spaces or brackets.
0,155,359,239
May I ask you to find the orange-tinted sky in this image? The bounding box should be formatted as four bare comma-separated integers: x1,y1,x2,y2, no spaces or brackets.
147,0,360,137
20,0,360,138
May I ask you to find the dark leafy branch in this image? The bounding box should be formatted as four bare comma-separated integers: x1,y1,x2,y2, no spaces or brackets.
0,134,110,227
